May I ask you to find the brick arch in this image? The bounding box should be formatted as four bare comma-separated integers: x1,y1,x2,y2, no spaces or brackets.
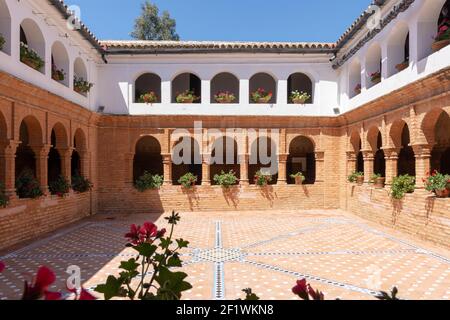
171,136,202,185
133,135,163,181
50,122,69,149
388,119,409,148
366,126,382,151
0,109,7,143
287,134,317,152
349,130,362,152
288,135,316,184
73,128,87,151
18,115,43,146
421,107,450,145
210,136,240,185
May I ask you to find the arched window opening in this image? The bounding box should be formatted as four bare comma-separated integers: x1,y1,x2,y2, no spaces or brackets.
51,42,70,87
72,129,87,177
374,132,386,177
249,73,277,104
210,137,240,184
249,137,278,185
19,19,45,74
365,43,382,89
133,136,163,181
71,150,81,177
0,0,12,55
387,22,410,77
172,137,202,185
74,58,89,96
172,73,201,103
287,136,316,184
135,73,162,103
0,112,6,184
287,73,313,104
15,117,41,198
431,111,450,174
210,73,239,104
397,124,415,176
48,130,62,185
349,60,362,98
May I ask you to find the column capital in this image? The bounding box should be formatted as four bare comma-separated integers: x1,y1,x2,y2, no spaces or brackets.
411,144,432,159
361,149,374,160
30,144,52,157
277,153,289,162
0,140,20,155
382,147,401,159
315,151,325,161
57,147,75,157
346,151,356,160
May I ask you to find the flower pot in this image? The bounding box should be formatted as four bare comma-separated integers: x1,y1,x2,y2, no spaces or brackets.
435,188,450,198
21,58,40,71
395,62,409,72
294,176,304,185
354,89,361,95
178,98,195,104
215,98,234,104
432,39,450,52
291,98,307,104
371,76,381,85
374,177,385,189
253,94,272,104
356,176,364,186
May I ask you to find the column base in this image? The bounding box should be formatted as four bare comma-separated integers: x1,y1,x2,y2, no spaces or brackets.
277,180,287,185
239,180,249,186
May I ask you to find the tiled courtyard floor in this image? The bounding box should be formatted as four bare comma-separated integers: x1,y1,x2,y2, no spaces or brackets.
0,209,449,300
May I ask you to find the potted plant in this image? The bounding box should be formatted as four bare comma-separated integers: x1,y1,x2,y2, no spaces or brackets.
178,172,197,189
424,170,450,198
74,76,94,94
15,169,43,199
254,170,272,186
0,183,8,208
214,91,236,104
354,84,361,95
71,173,93,193
290,172,305,185
370,71,381,84
0,33,5,51
289,90,311,104
134,171,163,192
390,174,415,200
20,42,44,71
213,170,238,188
432,19,450,52
51,65,66,82
371,173,385,189
395,58,409,72
348,171,364,185
176,90,199,103
138,91,158,104
250,88,273,104
49,175,71,198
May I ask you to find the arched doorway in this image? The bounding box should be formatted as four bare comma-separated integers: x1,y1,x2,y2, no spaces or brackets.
133,136,163,181
397,123,415,176
172,137,202,185
210,136,240,184
249,136,278,185
430,111,450,174
287,136,316,184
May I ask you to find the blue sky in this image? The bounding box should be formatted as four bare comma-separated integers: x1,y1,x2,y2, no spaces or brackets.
66,0,370,42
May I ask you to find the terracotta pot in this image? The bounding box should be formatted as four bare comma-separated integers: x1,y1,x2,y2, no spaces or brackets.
253,94,272,104
215,97,235,104
371,76,381,84
21,58,40,71
435,188,450,198
178,98,195,104
432,39,450,52
395,62,409,72
291,98,307,104
354,89,361,95
294,176,304,185
356,176,364,186
374,177,385,189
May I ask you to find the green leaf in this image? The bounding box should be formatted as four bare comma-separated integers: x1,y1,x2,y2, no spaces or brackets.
176,239,189,248
167,253,182,267
120,258,140,272
134,243,157,258
94,275,124,300
155,267,192,300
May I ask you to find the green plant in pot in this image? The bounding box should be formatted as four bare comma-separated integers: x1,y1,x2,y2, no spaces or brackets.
432,19,450,52
254,170,272,186
138,91,158,104
390,174,415,200
134,171,163,192
214,91,236,104
424,170,450,198
74,76,94,94
178,172,197,189
213,170,238,188
0,182,8,208
51,65,66,82
0,33,5,51
348,171,364,185
15,169,43,199
250,88,272,104
71,173,93,193
290,172,305,185
370,173,385,189
49,175,71,197
370,71,381,84
289,90,311,104
176,90,199,103
20,42,44,71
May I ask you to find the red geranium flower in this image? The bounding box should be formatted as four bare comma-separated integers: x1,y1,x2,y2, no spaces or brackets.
0,261,5,273
292,279,309,300
125,224,142,245
22,266,61,300
140,222,158,239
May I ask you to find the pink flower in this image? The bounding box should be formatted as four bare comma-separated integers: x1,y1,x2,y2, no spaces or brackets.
22,266,61,300
292,279,309,300
79,288,97,300
125,224,142,245
140,222,158,239
0,261,5,273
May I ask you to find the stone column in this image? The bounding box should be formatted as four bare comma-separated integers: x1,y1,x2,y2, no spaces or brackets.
239,154,249,185
201,154,211,186
162,153,172,186
58,148,74,185
346,151,357,176
277,154,288,185
124,152,135,184
0,140,19,199
362,150,374,183
31,144,51,195
412,144,432,189
315,151,325,182
383,147,400,185
79,151,91,180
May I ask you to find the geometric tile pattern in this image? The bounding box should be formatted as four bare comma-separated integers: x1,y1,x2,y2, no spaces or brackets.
0,210,449,300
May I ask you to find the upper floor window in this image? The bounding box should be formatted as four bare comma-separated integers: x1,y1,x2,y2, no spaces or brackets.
288,73,313,104
249,73,277,104
0,0,11,55
211,73,239,104
172,73,201,104
135,73,162,103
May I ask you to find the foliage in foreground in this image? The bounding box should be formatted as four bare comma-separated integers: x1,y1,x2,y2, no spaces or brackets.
49,175,70,197
213,170,238,188
390,174,415,199
134,171,163,192
15,169,43,199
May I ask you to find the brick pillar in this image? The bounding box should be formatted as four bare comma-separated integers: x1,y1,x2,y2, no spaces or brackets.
383,148,400,185
239,154,249,185
277,154,288,185
31,144,51,195
412,144,432,189
124,153,135,184
0,140,19,199
362,150,374,183
79,151,91,180
315,151,325,182
201,154,211,186
58,148,74,185
346,151,357,176
162,154,172,186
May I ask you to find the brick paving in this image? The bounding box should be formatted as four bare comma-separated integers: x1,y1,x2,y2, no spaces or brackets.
0,209,449,300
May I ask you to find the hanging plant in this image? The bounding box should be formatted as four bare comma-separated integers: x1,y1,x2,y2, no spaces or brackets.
20,42,44,71
254,170,272,186
74,76,94,94
250,88,272,104
178,172,197,189
71,174,93,193
0,183,8,208
134,172,163,192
